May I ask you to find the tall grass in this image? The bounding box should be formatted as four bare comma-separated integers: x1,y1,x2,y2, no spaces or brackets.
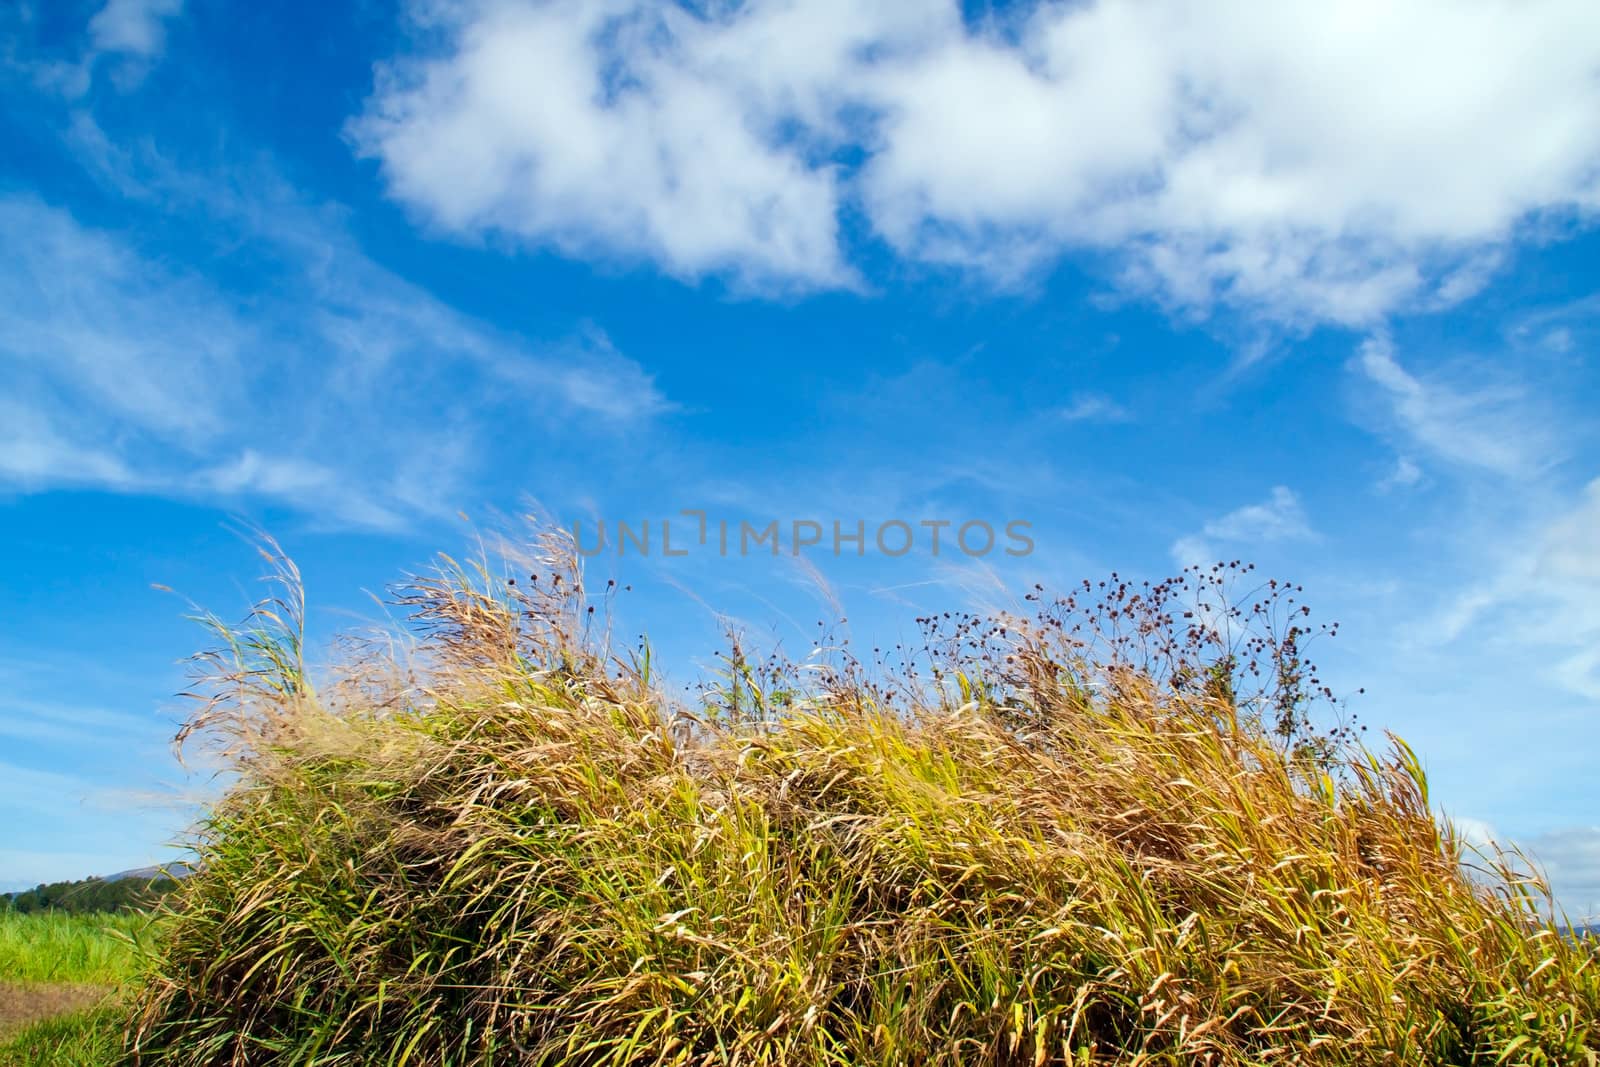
0,912,148,986
126,537,1600,1065
0,1005,124,1066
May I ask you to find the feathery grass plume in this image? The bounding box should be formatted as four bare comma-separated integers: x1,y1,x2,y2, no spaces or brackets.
125,530,1599,1065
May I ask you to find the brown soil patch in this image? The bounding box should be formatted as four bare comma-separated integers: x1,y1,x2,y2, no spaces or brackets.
0,982,114,1037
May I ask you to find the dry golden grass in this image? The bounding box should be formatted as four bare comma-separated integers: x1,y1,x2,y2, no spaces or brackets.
124,536,1600,1065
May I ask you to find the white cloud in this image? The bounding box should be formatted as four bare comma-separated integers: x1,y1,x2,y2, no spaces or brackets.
0,196,242,442
0,399,139,489
1428,252,1505,309
1356,335,1559,478
1509,294,1600,364
357,0,1600,321
1543,327,1576,353
0,190,671,529
1448,815,1501,853
1376,456,1423,493
195,452,407,531
1444,818,1600,922
355,0,856,291
1171,486,1315,568
1439,478,1600,699
0,761,119,819
4,0,186,98
1525,827,1600,924
0,696,166,750
1058,392,1130,424
88,0,184,59
1343,327,1600,699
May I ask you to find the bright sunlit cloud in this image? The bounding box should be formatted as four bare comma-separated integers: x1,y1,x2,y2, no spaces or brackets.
358,0,1600,322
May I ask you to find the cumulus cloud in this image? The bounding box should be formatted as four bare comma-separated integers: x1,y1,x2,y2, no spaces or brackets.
356,0,1600,322
1171,486,1315,568
354,0,860,290
88,0,184,59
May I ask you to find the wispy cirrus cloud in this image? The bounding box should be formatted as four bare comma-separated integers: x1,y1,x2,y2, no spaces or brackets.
1345,321,1600,700
0,184,671,531
0,695,168,750
4,0,186,98
1058,392,1131,424
1171,486,1316,569
1376,456,1424,493
355,0,1600,324
1355,335,1561,479
1435,477,1600,699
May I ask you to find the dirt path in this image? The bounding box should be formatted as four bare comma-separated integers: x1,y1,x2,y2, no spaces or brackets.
0,982,114,1037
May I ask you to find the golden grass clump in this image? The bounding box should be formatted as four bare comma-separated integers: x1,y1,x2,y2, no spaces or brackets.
126,537,1600,1065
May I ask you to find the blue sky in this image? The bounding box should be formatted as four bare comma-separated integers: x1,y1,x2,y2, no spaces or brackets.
2,0,1598,915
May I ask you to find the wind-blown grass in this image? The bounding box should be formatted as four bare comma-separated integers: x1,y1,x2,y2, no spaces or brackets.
124,537,1600,1065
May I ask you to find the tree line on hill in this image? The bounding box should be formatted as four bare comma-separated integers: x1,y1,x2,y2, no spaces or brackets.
2,872,181,914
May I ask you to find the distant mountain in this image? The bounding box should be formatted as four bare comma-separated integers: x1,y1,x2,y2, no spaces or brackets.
105,861,197,883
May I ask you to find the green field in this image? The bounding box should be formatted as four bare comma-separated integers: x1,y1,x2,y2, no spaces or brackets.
0,912,149,986
0,912,147,1066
